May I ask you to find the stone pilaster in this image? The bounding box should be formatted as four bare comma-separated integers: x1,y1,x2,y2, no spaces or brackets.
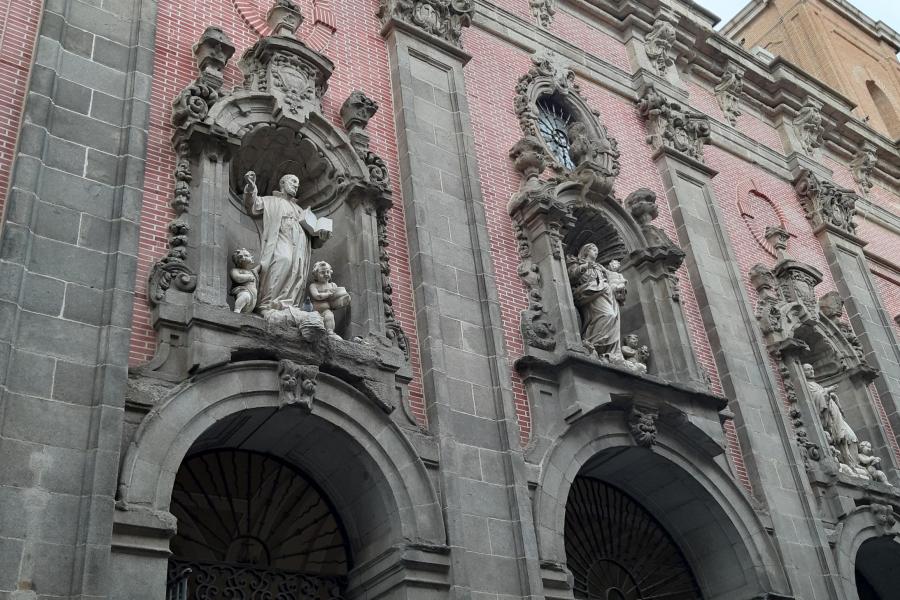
381,15,544,600
0,0,158,596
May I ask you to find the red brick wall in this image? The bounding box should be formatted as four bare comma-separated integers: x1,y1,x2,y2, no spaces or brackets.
130,0,425,423
688,81,784,153
548,7,630,72
0,0,42,218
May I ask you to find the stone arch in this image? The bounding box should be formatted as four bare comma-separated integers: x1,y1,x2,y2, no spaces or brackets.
865,80,900,138
558,181,645,261
534,412,789,599
833,504,900,599
111,361,446,599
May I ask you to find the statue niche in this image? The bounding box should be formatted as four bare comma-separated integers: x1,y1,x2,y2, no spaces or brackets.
144,1,407,383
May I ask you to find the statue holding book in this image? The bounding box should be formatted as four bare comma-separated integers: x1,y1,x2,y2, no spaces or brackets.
244,171,333,326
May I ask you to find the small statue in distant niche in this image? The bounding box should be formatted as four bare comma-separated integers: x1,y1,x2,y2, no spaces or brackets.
621,334,650,374
308,261,351,338
567,243,625,361
803,363,861,471
858,440,889,483
230,248,260,313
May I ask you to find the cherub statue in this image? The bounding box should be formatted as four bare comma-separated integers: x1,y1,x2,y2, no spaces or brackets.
230,248,260,313
308,261,351,337
621,334,650,374
858,441,888,483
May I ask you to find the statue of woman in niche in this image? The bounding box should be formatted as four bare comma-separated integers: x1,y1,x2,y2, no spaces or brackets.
244,171,332,322
803,363,861,470
567,243,625,361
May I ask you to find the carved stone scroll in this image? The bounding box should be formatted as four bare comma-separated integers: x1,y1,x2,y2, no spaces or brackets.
793,98,825,155
377,0,474,47
714,62,744,126
794,170,858,236
644,17,676,76
636,85,710,163
849,141,877,195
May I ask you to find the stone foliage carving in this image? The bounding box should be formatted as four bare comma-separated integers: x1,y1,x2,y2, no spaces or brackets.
794,169,858,236
148,220,197,305
172,27,235,128
508,137,559,351
644,17,676,76
714,62,744,126
377,0,474,47
309,261,351,337
377,209,410,359
529,0,556,27
793,98,825,155
278,359,318,411
775,359,821,466
340,91,390,190
636,85,711,163
849,142,877,195
628,407,657,447
819,291,865,361
567,121,620,201
567,244,626,361
230,248,260,313
626,188,685,302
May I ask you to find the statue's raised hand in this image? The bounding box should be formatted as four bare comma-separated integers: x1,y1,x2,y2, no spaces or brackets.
244,171,258,195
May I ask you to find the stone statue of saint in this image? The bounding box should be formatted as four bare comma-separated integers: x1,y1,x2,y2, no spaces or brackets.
567,243,625,361
244,171,332,321
803,363,860,470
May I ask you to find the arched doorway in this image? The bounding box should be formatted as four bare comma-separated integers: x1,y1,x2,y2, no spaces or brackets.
167,448,350,598
565,476,702,600
855,537,900,600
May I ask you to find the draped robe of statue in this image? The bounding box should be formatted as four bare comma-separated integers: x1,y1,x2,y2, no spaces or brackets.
245,174,329,319
804,364,860,469
568,244,623,360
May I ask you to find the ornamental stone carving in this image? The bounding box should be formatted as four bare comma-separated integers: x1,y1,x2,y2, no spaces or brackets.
377,0,474,47
849,141,877,195
567,121,620,201
172,27,235,128
793,98,825,155
529,0,556,28
267,0,304,37
628,406,657,447
644,17,677,76
340,91,390,190
819,291,865,361
871,503,897,535
278,359,318,411
636,85,710,163
714,62,744,126
626,189,685,302
794,169,858,236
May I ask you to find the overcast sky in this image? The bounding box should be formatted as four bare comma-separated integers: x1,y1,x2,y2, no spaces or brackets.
702,0,899,31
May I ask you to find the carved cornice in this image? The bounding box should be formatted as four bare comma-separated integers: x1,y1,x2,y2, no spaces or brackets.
636,85,711,164
378,0,474,48
794,169,859,237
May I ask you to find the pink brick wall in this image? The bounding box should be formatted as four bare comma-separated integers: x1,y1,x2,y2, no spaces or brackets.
0,0,42,218
130,0,426,424
687,81,784,153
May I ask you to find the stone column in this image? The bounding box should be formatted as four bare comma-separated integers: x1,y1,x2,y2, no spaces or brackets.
640,87,842,598
0,0,157,596
795,170,900,452
379,3,543,596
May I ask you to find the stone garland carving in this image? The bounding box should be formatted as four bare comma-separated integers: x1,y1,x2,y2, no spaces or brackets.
775,357,821,467
377,209,410,359
376,0,474,47
278,359,318,411
794,169,858,236
340,91,390,190
849,142,877,195
529,0,556,28
819,291,865,361
636,85,711,163
793,98,825,155
628,407,657,447
508,137,560,351
714,62,744,126
149,29,236,306
625,188,685,302
644,17,677,76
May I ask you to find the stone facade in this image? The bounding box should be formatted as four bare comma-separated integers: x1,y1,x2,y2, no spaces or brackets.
0,1,899,600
